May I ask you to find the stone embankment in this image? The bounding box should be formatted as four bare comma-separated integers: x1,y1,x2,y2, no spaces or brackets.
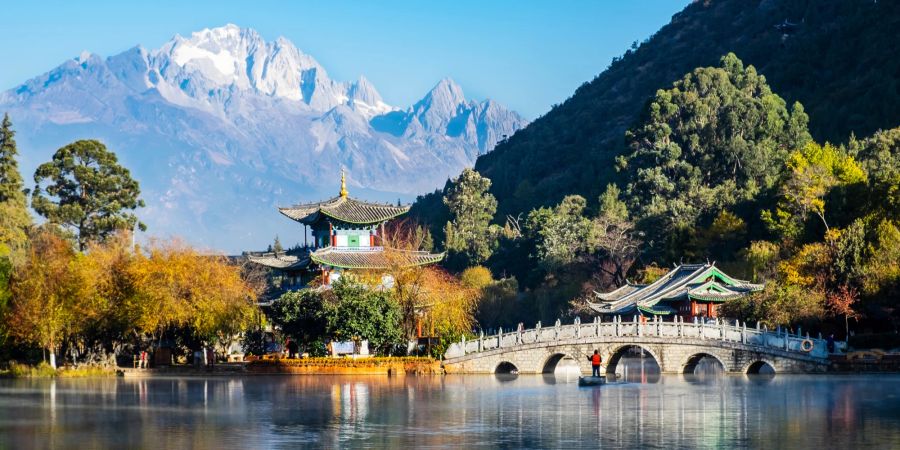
246,357,440,375
118,358,441,376
828,352,900,372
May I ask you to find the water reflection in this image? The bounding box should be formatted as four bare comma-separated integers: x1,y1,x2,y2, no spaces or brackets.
493,373,518,383
683,355,726,384
611,349,661,384
0,374,898,448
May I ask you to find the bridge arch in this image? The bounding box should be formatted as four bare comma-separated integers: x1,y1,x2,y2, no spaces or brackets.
681,352,727,374
495,361,519,374
541,353,583,374
605,344,661,375
744,360,777,375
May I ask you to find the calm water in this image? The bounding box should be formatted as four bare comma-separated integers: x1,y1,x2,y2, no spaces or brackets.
1,370,899,449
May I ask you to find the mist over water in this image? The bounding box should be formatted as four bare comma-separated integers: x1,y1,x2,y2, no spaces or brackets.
1,374,899,449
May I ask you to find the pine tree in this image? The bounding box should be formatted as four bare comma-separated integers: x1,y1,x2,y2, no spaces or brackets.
0,113,31,262
0,114,25,203
272,235,284,253
442,169,499,268
32,140,145,251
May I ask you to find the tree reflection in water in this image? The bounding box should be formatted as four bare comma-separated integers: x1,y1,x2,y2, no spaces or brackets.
0,374,898,448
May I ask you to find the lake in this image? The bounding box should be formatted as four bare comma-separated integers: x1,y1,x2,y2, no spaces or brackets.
1,368,899,449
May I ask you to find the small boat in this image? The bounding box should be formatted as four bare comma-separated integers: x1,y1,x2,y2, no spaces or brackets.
578,376,606,387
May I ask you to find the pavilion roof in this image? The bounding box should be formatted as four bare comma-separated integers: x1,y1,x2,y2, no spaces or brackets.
309,247,445,270
279,195,409,225
587,263,763,315
246,251,311,270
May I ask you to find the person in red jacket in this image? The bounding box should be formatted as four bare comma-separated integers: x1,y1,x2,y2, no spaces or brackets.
587,350,602,377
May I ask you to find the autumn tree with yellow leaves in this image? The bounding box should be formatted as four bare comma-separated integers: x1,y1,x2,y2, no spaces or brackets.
3,230,257,367
125,240,256,345
6,228,96,368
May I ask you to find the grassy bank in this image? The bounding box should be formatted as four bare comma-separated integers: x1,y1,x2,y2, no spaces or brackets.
0,362,117,378
247,357,441,375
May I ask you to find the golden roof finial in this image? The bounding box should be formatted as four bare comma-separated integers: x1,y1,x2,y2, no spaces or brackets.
339,169,348,198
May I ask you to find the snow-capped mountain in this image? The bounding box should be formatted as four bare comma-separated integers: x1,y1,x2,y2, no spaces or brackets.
0,24,526,252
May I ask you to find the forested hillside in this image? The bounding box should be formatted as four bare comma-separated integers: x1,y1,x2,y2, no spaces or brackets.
473,0,899,217
408,0,900,334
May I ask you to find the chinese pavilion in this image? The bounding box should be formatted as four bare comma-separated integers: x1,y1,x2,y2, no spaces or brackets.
248,172,444,289
586,263,763,320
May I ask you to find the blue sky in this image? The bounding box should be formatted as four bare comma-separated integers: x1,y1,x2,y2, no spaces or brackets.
1,0,687,119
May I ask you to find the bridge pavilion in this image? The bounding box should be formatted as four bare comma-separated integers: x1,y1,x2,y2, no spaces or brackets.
247,172,444,292
586,263,763,321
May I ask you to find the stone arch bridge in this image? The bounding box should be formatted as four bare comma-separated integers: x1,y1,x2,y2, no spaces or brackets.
443,316,831,375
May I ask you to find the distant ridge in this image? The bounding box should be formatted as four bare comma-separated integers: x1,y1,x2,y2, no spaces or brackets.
473,0,900,217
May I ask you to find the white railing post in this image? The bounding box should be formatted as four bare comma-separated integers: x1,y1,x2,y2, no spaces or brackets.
635,316,641,337
741,322,746,344
478,331,484,352
783,327,789,350
462,335,466,354
498,327,503,348
596,316,601,337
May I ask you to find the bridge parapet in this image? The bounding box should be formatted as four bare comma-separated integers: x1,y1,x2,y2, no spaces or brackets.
449,315,831,360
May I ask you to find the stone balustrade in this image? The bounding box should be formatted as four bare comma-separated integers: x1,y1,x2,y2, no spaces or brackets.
444,315,834,374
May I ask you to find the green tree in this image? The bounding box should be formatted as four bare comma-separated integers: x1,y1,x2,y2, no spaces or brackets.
688,210,747,261
860,220,900,324
719,282,826,329
0,114,25,203
325,278,402,354
588,185,642,286
763,142,867,239
271,235,284,253
443,168,499,268
32,140,146,251
526,195,592,272
852,127,900,223
0,114,31,262
475,277,519,330
621,53,810,247
744,241,780,283
270,290,327,346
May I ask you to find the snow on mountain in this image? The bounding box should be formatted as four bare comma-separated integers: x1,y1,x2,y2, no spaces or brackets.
0,24,526,252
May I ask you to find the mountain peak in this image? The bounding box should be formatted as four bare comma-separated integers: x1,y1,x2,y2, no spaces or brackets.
428,78,466,105
191,23,249,42
347,76,392,118
152,24,340,105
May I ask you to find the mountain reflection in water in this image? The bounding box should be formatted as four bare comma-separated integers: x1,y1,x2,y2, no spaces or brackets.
0,373,899,449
